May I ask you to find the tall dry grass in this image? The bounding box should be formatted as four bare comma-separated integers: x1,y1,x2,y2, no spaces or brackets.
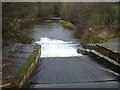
77,25,119,47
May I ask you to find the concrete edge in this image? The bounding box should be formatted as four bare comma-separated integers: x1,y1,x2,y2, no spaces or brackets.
96,44,120,63
1,48,41,89
31,81,118,88
87,43,120,63
85,49,120,74
18,48,41,88
96,44,119,54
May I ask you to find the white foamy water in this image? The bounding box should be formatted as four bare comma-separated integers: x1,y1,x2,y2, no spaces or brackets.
34,37,83,57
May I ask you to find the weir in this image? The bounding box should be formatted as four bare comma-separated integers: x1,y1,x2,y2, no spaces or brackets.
24,22,119,88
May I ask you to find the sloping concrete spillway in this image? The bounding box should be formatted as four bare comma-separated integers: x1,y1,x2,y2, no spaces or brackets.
24,22,119,88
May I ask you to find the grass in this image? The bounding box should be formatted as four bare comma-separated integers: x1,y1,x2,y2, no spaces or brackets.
81,34,115,48
59,20,75,29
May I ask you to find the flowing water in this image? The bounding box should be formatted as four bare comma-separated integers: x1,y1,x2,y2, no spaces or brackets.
26,22,83,57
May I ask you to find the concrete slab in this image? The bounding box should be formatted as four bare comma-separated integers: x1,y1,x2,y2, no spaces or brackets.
25,56,119,88
98,37,119,53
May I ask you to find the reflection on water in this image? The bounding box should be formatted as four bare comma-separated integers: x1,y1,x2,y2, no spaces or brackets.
35,37,83,57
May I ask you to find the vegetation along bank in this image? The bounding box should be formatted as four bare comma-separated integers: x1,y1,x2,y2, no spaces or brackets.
2,2,120,46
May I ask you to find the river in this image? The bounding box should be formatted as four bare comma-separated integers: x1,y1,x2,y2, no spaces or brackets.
25,22,83,57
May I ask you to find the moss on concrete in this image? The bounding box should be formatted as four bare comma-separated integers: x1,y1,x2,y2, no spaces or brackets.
18,48,40,88
34,48,39,55
18,63,30,74
18,48,39,74
27,56,35,64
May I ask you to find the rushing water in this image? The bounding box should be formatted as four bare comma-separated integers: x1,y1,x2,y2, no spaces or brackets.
26,22,83,57
35,37,83,57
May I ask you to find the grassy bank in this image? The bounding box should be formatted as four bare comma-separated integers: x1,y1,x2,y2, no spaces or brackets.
79,26,119,48
59,20,76,29
59,20,119,48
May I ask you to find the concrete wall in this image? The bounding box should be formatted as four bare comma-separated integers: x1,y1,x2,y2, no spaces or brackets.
18,49,41,88
95,44,120,63
87,44,120,63
85,47,120,74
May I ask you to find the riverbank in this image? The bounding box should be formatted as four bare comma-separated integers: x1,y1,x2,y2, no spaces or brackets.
58,20,119,48
59,20,76,30
2,20,41,45
75,25,119,48
2,20,60,46
2,42,40,88
2,30,34,46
